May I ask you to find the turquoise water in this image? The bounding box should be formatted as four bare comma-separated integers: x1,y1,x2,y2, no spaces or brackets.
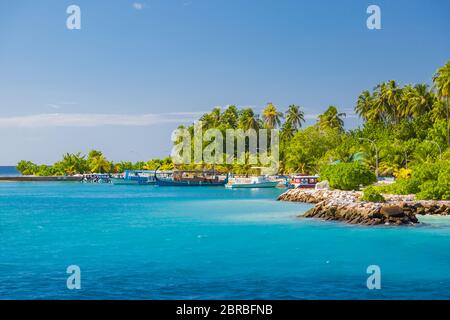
0,182,450,300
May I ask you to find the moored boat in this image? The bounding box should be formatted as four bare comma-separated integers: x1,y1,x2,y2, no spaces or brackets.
111,170,156,185
289,175,319,188
226,176,279,188
82,174,111,184
154,168,228,186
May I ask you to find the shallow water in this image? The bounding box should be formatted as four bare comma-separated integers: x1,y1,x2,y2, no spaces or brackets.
0,182,449,299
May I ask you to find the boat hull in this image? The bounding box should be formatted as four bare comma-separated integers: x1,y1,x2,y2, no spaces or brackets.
226,181,279,188
111,178,155,185
155,179,227,187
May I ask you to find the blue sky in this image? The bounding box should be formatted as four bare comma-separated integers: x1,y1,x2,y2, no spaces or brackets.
0,0,449,164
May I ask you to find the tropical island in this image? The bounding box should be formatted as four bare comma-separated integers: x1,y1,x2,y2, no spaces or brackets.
12,61,450,211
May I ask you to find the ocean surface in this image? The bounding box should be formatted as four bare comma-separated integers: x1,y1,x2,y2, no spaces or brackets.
0,182,449,300
0,166,20,176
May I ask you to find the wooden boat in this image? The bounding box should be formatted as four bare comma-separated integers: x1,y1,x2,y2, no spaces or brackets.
154,168,228,187
226,176,279,188
111,170,156,185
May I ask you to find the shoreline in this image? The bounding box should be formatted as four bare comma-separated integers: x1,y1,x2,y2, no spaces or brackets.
0,176,82,182
278,189,450,226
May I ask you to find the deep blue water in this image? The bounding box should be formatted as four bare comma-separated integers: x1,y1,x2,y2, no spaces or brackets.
0,182,450,300
0,166,20,176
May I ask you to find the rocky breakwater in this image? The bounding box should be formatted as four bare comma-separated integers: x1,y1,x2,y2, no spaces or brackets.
277,189,450,226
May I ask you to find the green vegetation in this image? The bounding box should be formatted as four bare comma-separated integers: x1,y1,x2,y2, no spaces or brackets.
16,151,174,176
320,162,376,190
361,186,386,203
15,62,450,200
375,161,450,200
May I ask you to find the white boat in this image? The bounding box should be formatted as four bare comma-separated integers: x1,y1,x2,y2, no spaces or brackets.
226,176,279,188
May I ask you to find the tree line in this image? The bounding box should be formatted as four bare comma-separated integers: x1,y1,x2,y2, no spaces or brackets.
17,61,449,180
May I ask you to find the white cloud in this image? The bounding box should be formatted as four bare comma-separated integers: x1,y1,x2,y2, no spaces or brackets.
132,2,144,10
0,112,205,128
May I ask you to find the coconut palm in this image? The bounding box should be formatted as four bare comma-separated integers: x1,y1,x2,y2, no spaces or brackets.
285,104,305,130
431,99,448,122
89,154,111,173
317,106,346,131
355,90,375,122
401,84,435,119
200,107,222,129
433,61,450,100
210,107,221,127
280,122,295,141
433,61,450,146
55,152,87,175
221,105,239,128
373,80,403,124
262,103,283,129
238,108,260,131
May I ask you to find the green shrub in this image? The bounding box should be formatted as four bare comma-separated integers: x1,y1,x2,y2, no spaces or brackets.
16,160,38,175
379,160,450,200
416,163,450,200
361,186,386,202
376,178,420,195
320,162,377,190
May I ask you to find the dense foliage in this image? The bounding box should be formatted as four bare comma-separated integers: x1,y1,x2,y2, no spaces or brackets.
376,161,450,200
16,151,174,176
320,162,377,190
360,186,386,203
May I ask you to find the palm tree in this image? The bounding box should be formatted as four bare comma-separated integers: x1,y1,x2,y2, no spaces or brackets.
262,103,283,129
89,154,111,173
56,152,87,175
431,99,448,122
433,61,450,146
221,105,239,128
238,108,260,131
200,107,221,129
317,106,346,131
355,90,375,122
280,122,295,141
285,105,305,130
374,80,402,124
210,107,221,127
402,84,434,119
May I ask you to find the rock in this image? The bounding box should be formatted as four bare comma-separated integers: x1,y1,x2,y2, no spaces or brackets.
315,180,329,190
278,188,450,226
380,206,405,218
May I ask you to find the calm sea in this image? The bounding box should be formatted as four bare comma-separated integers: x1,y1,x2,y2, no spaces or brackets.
0,166,20,176
0,183,449,299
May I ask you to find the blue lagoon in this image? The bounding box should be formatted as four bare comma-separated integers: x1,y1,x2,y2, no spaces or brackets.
0,182,450,299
